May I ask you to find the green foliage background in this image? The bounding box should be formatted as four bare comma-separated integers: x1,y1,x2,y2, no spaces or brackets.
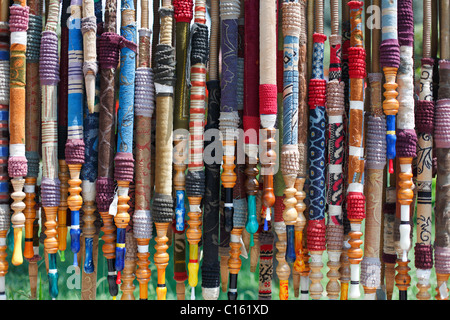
4,0,439,300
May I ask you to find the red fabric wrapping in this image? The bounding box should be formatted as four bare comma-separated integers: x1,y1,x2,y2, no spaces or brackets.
346,191,366,220
259,84,277,115
307,219,326,251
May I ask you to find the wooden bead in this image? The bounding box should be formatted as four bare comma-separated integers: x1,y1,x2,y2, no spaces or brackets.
115,181,131,230
154,222,170,300
283,187,297,226
58,160,69,256
136,238,151,299
82,200,96,241
382,67,399,116
309,250,323,300
261,128,276,210
348,223,363,265
186,196,202,245
326,252,341,300
67,163,83,212
100,211,116,260
395,258,411,296
275,223,290,300
293,177,306,273
222,140,237,189
416,282,431,300
228,228,243,275
44,206,59,254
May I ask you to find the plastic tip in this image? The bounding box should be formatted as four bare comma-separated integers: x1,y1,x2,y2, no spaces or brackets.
73,253,78,267
112,296,117,300
59,250,65,262
389,159,394,174
264,218,268,231
250,234,254,247
116,271,121,284
191,287,196,300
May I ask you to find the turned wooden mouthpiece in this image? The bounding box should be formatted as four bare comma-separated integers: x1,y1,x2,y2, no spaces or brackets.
154,222,170,300
24,177,37,260
11,178,26,266
186,196,202,288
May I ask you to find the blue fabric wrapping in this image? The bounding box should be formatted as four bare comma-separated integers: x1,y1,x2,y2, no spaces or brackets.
282,34,299,145
116,0,136,154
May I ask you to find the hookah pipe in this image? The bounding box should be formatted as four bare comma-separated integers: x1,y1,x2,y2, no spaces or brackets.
292,0,308,299
258,0,277,250
96,0,121,298
218,0,241,300
379,0,400,301
414,0,434,300
152,2,176,300
280,0,300,268
361,0,385,299
171,0,192,299
344,0,367,299
185,0,208,299
66,0,84,270
306,0,327,300
9,0,30,268
394,0,416,300
24,0,43,298
80,0,102,298
201,0,221,300
132,0,154,299
57,0,69,264
0,3,9,300
434,0,450,301
80,0,101,283
325,0,345,300
172,0,192,233
40,0,61,299
339,0,351,300
243,0,259,251
113,0,137,285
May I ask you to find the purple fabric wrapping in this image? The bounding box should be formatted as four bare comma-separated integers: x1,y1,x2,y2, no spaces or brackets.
8,156,27,177
414,243,433,269
41,177,61,208
96,176,115,212
434,99,450,148
397,0,414,47
435,246,450,274
114,152,134,182
39,31,60,85
9,5,29,32
65,139,85,164
220,19,238,113
98,32,137,69
379,39,400,69
416,100,434,134
366,115,387,169
396,128,417,158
